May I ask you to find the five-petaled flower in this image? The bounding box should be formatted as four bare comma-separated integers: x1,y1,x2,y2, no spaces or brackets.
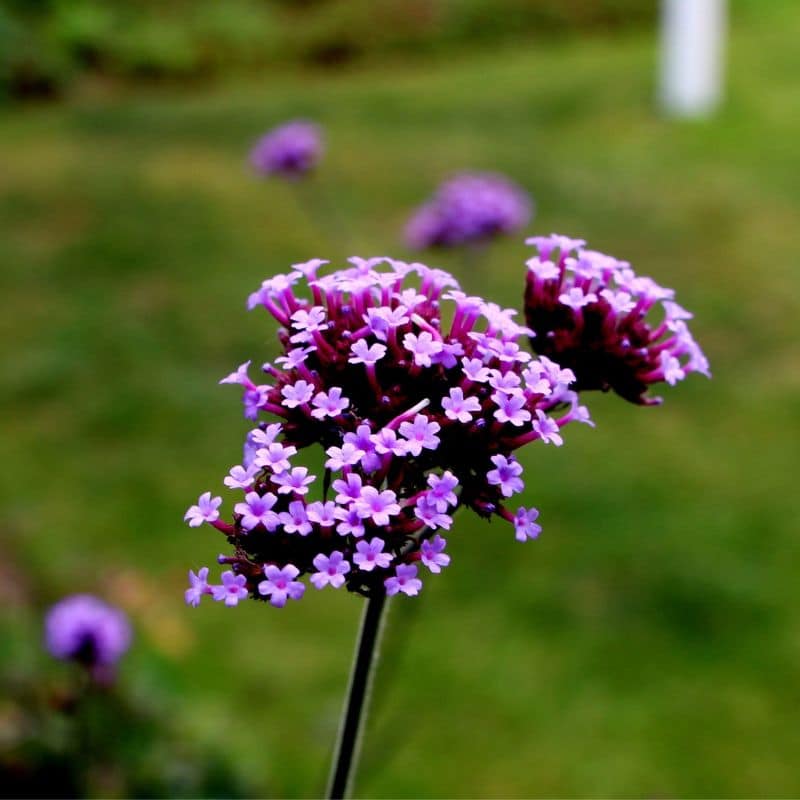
212,571,249,607
184,492,222,527
258,564,306,607
427,472,458,512
224,464,259,490
349,340,387,365
353,538,394,572
398,414,440,456
512,507,542,542
532,410,563,446
487,455,525,498
254,442,297,473
442,388,482,423
385,564,423,596
273,467,315,495
235,491,279,531
311,387,350,419
353,486,400,526
310,552,351,590
185,567,211,607
420,536,451,573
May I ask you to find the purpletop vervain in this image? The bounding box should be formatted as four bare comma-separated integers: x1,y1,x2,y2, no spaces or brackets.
185,256,592,607
45,594,131,674
524,234,711,404
405,172,532,249
250,120,323,179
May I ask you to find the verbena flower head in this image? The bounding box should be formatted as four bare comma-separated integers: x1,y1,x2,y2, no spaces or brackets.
523,234,711,405
405,172,532,249
44,595,131,677
250,120,323,179
186,256,589,607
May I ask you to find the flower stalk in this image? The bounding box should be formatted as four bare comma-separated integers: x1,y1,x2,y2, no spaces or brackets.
327,590,388,800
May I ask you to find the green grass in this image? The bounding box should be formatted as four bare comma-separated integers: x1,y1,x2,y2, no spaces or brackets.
2,5,800,797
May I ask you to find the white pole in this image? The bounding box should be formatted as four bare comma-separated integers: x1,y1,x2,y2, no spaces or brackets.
660,0,727,117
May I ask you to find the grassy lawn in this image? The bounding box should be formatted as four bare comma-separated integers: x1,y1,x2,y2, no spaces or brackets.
1,5,799,797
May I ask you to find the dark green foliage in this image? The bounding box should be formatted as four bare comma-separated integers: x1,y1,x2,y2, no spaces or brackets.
0,0,656,99
0,670,255,797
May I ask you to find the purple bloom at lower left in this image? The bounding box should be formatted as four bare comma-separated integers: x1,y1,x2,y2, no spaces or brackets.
45,594,132,672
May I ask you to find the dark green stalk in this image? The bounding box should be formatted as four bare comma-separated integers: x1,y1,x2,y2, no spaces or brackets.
327,591,388,799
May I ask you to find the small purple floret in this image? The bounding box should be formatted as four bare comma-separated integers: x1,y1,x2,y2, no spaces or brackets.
234,491,279,531
184,492,222,528
486,455,525,498
212,570,249,607
420,535,451,573
513,507,542,542
258,564,306,607
385,564,423,597
185,567,211,607
353,538,393,572
310,552,351,590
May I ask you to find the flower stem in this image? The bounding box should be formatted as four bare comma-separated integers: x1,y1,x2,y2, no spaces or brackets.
294,178,352,253
327,590,388,799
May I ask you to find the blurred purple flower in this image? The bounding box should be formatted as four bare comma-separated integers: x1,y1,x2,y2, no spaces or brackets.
250,120,323,179
45,595,131,674
405,172,532,249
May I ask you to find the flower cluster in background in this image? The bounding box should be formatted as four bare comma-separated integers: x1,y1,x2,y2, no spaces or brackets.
184,254,594,608
45,595,131,679
405,172,532,249
250,120,324,179
523,235,711,404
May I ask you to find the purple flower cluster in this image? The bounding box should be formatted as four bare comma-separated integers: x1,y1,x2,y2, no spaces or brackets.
185,256,591,607
45,595,131,673
524,234,710,405
405,172,532,249
250,120,323,179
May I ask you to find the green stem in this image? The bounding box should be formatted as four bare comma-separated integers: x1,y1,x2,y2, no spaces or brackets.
294,179,352,253
327,591,388,799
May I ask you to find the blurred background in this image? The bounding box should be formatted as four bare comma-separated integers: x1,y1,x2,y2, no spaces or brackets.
1,0,799,796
